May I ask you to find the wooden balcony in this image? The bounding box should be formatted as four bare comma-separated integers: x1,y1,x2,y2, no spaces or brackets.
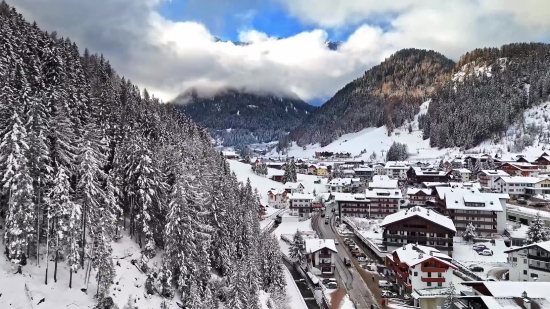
421,266,447,273
319,253,332,258
421,277,445,283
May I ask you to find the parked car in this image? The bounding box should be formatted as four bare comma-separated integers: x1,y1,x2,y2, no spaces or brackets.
518,197,527,205
472,244,488,251
321,213,325,217
344,257,351,266
334,239,339,245
344,238,353,245
326,282,338,289
469,265,484,272
331,208,336,212
322,278,337,285
478,249,493,256
324,219,329,225
378,280,392,289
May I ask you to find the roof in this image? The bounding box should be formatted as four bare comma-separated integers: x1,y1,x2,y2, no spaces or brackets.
422,182,448,188
364,188,402,199
327,178,352,186
504,240,550,254
384,161,410,169
407,188,432,196
289,193,314,200
268,188,286,195
452,168,472,173
304,239,337,253
387,244,455,268
448,182,481,189
480,170,510,176
354,167,374,172
496,176,543,184
285,182,304,189
334,193,370,203
270,170,285,176
380,206,456,231
410,167,447,176
222,151,238,156
462,281,550,298
368,175,398,189
445,191,504,211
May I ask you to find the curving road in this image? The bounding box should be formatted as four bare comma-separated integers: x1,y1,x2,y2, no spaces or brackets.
313,203,379,309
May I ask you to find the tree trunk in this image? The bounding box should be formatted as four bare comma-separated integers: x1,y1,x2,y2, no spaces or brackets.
45,206,50,285
129,196,134,236
36,181,41,264
81,202,87,268
69,268,73,289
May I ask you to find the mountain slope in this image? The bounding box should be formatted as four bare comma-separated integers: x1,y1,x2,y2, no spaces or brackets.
287,48,455,147
175,89,317,148
423,43,550,149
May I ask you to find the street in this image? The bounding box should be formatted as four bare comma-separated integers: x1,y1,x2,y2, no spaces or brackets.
313,203,380,309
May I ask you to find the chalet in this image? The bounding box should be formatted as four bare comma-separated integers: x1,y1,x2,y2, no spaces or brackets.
270,170,285,183
407,188,433,206
372,163,385,175
524,177,550,196
342,169,356,178
384,161,410,179
258,203,267,218
498,162,540,177
459,281,550,309
369,175,398,189
493,176,542,199
297,163,309,174
316,166,328,176
353,167,374,181
326,178,352,193
407,167,448,184
336,188,403,219
221,151,240,160
307,164,318,175
381,206,456,255
433,187,509,235
305,239,337,274
447,168,472,182
267,189,287,208
289,193,314,217
266,162,286,170
505,240,550,282
385,244,457,296
284,182,305,194
463,154,492,166
344,160,364,167
534,155,550,172
478,170,510,188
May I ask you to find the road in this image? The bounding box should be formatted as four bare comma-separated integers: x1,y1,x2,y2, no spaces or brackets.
313,203,379,309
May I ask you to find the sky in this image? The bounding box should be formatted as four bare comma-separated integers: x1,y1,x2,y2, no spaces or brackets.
12,0,550,105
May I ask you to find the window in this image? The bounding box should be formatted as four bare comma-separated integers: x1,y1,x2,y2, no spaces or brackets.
427,272,432,277
438,273,443,278
414,272,418,277
427,282,432,287
437,282,443,287
524,259,527,264
523,270,527,275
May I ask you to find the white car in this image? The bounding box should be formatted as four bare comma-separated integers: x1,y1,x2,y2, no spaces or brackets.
478,249,493,256
334,240,339,245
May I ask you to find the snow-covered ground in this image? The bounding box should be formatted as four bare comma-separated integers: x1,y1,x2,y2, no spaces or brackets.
283,267,308,309
452,237,510,279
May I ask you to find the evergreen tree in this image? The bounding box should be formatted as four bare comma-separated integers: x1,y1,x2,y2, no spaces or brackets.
288,230,306,265
487,156,496,170
462,223,477,242
526,212,549,244
386,142,409,161
444,282,457,309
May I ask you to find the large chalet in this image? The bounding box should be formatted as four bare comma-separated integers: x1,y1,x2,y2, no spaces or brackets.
407,167,448,184
305,239,337,274
335,188,403,219
380,206,456,255
498,162,540,177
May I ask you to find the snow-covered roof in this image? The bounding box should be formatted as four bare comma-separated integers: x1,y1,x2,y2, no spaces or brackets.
452,168,472,174
480,170,510,177
270,170,285,176
368,175,398,189
445,190,504,212
410,167,447,176
507,162,538,168
407,188,432,196
504,240,550,254
354,167,374,172
267,162,286,166
496,176,542,184
289,193,314,200
364,188,402,199
304,239,337,253
334,194,370,203
422,182,448,188
464,281,550,298
448,182,481,189
268,188,286,195
342,169,355,174
285,182,304,189
387,244,455,268
328,178,352,186
384,161,410,169
222,151,238,156
380,207,456,232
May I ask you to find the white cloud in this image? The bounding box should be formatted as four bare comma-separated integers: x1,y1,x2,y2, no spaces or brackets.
12,0,550,103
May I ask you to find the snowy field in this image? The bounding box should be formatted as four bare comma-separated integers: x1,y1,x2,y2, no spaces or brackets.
452,237,510,279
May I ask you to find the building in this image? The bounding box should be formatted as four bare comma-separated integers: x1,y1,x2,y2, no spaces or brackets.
289,193,314,217
498,162,540,177
384,161,410,179
433,187,509,235
316,166,328,176
221,150,240,160
284,182,305,194
335,188,403,219
304,239,337,274
368,175,398,189
354,167,374,181
385,244,457,296
267,189,288,208
534,155,550,172
326,178,352,193
307,164,318,175
266,162,286,170
380,206,456,255
372,163,385,175
478,170,510,188
460,281,550,309
507,205,550,226
493,176,542,199
505,240,550,282
407,188,433,206
407,167,448,184
270,170,285,182
447,168,472,182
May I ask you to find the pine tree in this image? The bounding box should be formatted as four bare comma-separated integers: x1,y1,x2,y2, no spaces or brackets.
462,222,477,242
444,282,457,309
526,212,549,244
288,230,306,265
487,156,496,170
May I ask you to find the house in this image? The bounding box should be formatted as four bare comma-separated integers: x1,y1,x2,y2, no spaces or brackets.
433,187,509,235
381,207,456,255
368,175,398,189
494,176,543,199
335,188,403,219
353,167,374,181
498,162,540,177
266,162,286,170
304,239,337,274
459,281,550,309
385,244,457,296
372,163,385,175
447,168,472,182
289,193,314,217
463,154,492,167
270,170,285,183
342,169,356,178
267,189,288,208
258,203,267,218
316,166,328,176
504,240,550,282
222,151,240,160
478,169,510,188
307,164,318,175
407,188,433,206
384,161,410,179
524,177,550,196
534,155,550,172
407,167,448,184
284,182,305,194
326,178,352,193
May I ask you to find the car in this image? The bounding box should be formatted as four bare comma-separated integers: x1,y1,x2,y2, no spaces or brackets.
326,282,338,289
469,265,484,272
335,240,339,245
322,278,337,285
344,257,351,266
472,244,488,251
331,208,336,212
321,213,325,217
344,238,353,244
478,249,493,256
378,280,392,288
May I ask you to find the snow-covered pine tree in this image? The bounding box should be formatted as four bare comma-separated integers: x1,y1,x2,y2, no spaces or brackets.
444,282,457,309
289,159,297,182
466,159,474,173
260,232,286,293
526,212,549,244
462,222,477,242
487,156,496,170
288,230,306,265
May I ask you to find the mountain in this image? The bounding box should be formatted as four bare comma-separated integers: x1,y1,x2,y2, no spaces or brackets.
0,2,284,309
175,89,317,148
287,48,455,147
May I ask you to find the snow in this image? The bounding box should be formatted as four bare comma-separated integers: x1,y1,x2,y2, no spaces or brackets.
452,237,510,278
368,175,398,189
380,206,456,232
507,204,550,219
387,244,454,268
283,267,309,309
304,239,337,253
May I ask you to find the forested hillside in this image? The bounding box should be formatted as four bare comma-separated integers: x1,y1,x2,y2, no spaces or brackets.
287,49,455,147
421,43,550,150
175,89,316,149
0,2,285,308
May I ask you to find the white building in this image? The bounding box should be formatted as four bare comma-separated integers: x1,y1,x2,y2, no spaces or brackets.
494,176,542,199
450,168,472,181
284,182,305,194
326,178,352,193
304,239,337,274
372,163,385,175
384,161,410,179
505,241,550,282
478,170,510,189
368,175,399,189
267,188,288,208
288,193,314,217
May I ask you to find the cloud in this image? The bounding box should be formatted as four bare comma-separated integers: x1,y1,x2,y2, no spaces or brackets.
12,0,550,103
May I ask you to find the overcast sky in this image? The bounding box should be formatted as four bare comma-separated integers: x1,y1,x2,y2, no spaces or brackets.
12,0,550,104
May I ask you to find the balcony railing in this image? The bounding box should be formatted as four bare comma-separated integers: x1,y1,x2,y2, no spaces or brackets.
421,277,445,283
384,241,452,251
528,254,550,262
319,253,332,258
421,266,447,273
384,234,452,242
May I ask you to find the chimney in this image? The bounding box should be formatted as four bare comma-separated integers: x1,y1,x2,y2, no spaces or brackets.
523,298,531,309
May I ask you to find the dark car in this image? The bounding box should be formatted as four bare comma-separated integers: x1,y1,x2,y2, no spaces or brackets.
469,266,484,272
321,213,325,217
331,208,336,212
344,257,351,267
